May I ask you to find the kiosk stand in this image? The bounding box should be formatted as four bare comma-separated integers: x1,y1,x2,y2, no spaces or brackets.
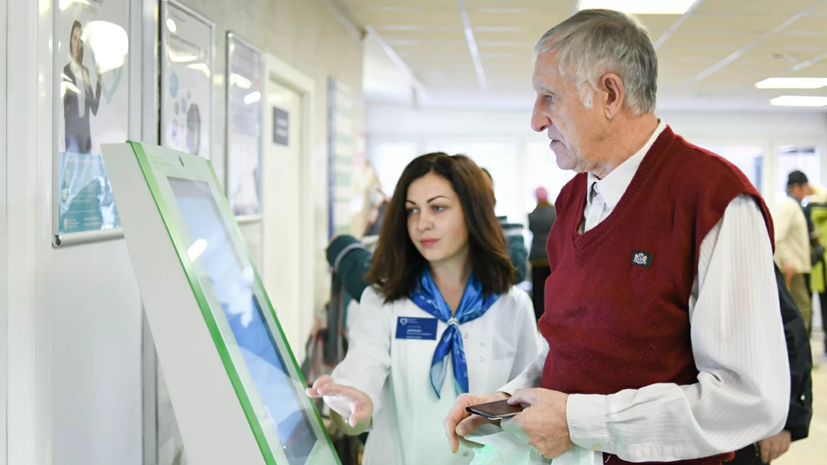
103,142,339,465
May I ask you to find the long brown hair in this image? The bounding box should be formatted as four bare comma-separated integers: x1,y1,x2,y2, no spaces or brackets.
366,152,514,302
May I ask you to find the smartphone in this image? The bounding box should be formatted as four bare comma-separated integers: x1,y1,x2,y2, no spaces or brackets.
465,399,524,420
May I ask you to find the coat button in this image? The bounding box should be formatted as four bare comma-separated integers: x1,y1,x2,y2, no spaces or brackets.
480,341,486,347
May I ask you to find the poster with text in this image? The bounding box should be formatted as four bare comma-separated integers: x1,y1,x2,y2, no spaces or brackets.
161,1,213,159
226,35,263,217
56,0,129,235
328,78,357,238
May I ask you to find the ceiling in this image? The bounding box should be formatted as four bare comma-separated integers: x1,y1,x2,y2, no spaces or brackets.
343,0,827,110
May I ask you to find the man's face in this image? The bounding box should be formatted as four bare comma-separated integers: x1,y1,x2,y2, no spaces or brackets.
530,51,608,174
70,27,82,62
792,182,811,201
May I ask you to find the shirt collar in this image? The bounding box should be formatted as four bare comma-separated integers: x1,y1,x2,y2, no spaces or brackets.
587,119,667,210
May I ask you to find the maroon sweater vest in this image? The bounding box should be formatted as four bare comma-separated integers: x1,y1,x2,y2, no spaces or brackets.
540,127,774,465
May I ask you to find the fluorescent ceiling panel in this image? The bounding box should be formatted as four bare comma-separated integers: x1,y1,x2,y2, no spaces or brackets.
769,95,827,107
577,0,698,15
755,78,827,89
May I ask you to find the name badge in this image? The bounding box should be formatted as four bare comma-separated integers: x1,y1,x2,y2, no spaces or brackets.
395,317,438,340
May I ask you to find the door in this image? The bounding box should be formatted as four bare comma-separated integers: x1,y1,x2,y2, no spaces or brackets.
262,76,305,361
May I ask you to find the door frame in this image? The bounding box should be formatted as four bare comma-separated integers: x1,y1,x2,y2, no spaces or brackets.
263,54,316,352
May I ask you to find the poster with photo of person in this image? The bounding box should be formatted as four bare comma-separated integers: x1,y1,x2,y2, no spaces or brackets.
56,0,129,237
161,0,213,159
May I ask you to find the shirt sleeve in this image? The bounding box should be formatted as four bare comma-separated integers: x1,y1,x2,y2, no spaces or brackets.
499,338,548,395
331,287,394,414
566,195,790,461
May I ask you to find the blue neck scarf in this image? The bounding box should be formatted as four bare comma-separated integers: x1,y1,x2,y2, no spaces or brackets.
410,267,500,398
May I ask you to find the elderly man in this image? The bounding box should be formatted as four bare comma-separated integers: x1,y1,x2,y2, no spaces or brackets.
444,9,789,465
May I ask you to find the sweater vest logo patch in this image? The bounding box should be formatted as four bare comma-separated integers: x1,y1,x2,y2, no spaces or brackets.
632,251,653,268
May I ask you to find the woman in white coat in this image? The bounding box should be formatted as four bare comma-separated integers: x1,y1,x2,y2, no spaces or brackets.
307,153,540,464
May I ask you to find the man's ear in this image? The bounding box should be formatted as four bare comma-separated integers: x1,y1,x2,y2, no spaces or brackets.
600,73,625,119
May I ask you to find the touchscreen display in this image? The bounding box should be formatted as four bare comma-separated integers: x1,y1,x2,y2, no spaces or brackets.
169,178,317,464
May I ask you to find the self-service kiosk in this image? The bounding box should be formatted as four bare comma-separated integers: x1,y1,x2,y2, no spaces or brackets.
103,142,340,465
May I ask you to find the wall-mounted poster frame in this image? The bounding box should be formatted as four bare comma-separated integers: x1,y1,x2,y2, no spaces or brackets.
52,0,131,247
225,32,264,220
160,0,214,160
327,77,356,238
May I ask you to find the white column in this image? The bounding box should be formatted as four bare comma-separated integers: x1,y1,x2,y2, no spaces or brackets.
6,0,42,463
0,0,8,462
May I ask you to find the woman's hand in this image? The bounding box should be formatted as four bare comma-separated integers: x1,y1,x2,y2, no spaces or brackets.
306,375,373,434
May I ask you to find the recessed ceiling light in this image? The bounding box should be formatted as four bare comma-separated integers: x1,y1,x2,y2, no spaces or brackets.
577,0,698,14
769,96,827,107
756,78,827,89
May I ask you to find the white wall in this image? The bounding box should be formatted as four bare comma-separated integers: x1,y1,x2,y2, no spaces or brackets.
180,0,364,314
366,102,827,227
6,1,46,464
0,0,7,462
366,102,827,139
44,0,145,464
5,1,364,464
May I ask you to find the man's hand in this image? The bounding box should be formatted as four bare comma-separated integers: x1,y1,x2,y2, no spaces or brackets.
444,392,510,453
503,388,574,459
783,260,797,282
759,430,791,463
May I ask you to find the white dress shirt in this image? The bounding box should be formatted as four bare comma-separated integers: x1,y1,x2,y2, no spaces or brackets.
333,286,541,465
502,122,789,462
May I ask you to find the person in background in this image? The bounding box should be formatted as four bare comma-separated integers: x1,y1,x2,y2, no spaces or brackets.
729,265,813,465
527,187,556,319
806,184,827,361
327,168,528,302
445,10,788,463
481,167,528,283
773,170,812,331
307,153,539,464
363,191,388,237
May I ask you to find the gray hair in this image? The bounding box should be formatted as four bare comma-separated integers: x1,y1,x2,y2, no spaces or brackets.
535,9,657,115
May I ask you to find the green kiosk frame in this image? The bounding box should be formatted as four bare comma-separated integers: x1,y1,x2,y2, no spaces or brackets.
103,142,339,465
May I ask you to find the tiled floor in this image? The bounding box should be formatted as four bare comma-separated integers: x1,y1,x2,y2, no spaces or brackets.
775,331,826,465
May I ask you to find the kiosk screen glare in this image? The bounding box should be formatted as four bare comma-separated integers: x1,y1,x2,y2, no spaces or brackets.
169,178,317,464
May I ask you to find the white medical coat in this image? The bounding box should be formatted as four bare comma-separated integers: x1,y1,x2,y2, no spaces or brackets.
332,286,540,465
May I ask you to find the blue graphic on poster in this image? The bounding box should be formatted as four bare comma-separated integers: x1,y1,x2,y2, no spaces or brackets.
59,152,120,233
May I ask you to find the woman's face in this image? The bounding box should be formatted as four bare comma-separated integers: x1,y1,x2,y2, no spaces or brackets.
406,172,469,266
70,26,82,62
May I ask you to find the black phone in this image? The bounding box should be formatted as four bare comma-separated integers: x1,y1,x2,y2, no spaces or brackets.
465,399,524,420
